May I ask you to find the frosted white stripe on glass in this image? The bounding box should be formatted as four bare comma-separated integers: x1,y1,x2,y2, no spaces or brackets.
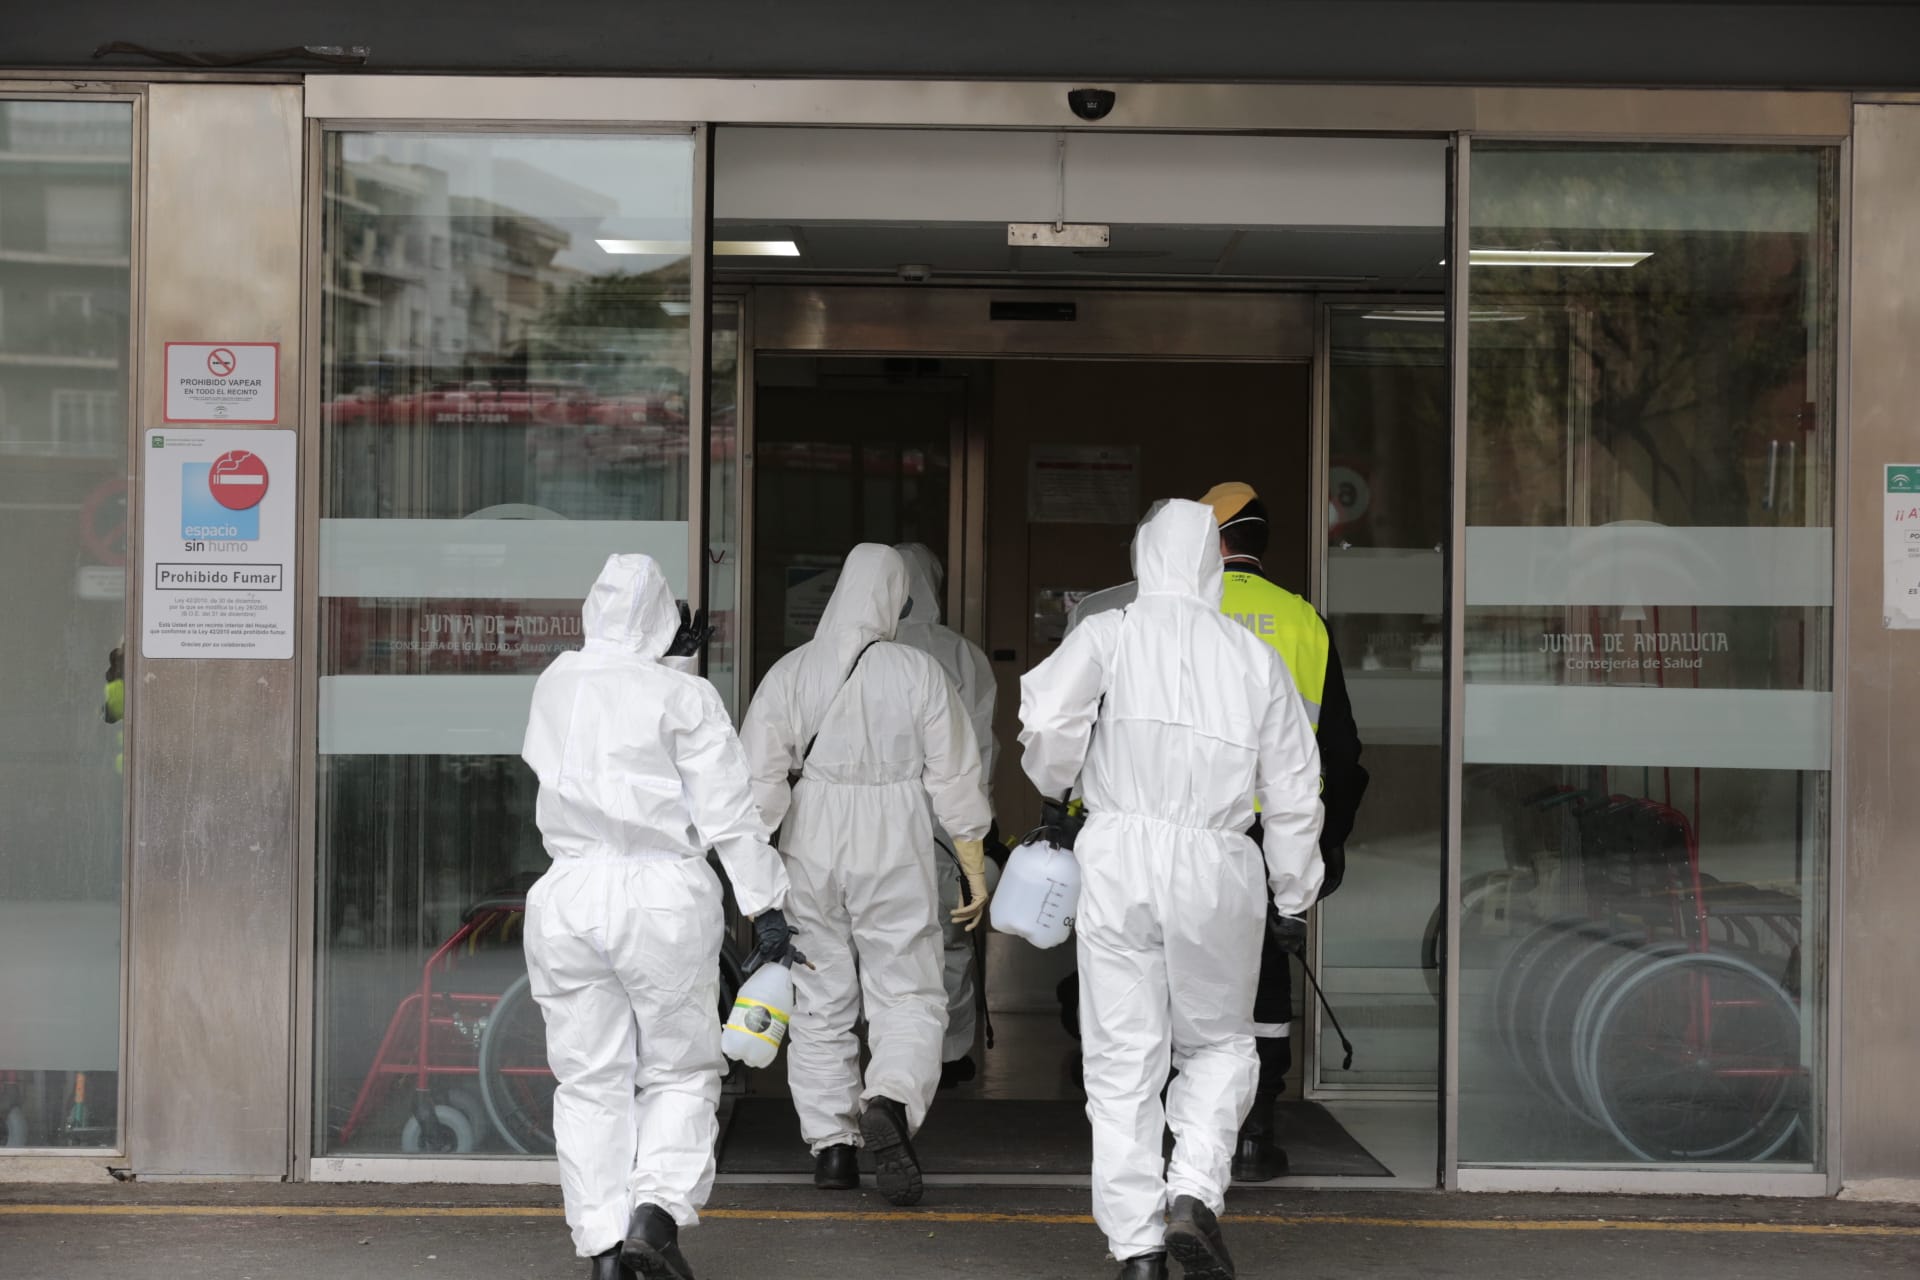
321,519,689,600
1326,547,1445,617
1346,672,1444,746
1465,527,1831,608
320,675,539,755
1464,685,1831,771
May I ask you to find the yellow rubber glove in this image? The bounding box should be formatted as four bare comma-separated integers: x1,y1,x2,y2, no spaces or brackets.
949,838,991,932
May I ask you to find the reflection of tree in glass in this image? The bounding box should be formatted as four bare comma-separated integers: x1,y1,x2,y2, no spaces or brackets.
1469,147,1833,530
523,267,693,415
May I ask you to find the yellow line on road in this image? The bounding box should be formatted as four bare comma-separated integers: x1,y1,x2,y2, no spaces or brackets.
0,1204,1916,1237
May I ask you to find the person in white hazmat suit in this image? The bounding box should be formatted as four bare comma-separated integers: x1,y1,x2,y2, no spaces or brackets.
740,543,993,1206
892,542,1003,1085
521,553,798,1280
1018,501,1324,1280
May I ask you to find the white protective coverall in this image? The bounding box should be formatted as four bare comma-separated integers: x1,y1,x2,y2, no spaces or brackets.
741,543,991,1151
521,553,789,1258
1018,501,1324,1261
892,542,1003,1064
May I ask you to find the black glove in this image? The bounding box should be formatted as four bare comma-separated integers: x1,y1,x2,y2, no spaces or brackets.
667,603,712,659
1317,843,1347,902
1267,910,1308,957
751,908,805,970
1041,797,1085,851
983,819,1011,869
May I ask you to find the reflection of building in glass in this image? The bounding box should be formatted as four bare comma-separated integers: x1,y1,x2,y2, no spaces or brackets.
321,138,695,523
325,153,593,380
0,102,131,459
0,99,130,1151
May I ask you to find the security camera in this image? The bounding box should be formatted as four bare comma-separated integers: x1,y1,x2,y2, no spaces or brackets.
1067,88,1117,122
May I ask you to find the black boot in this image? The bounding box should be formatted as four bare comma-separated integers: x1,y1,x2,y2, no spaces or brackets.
939,1055,977,1089
1165,1195,1235,1280
621,1204,694,1280
1231,1102,1289,1183
1116,1251,1169,1280
813,1142,860,1190
859,1095,924,1207
589,1246,633,1280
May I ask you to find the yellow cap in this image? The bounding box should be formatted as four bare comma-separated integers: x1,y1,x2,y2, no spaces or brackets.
1200,481,1258,526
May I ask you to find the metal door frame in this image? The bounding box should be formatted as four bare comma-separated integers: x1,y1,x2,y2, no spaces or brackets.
1306,294,1454,1107
285,78,1851,1190
743,282,1320,654
1442,131,1849,1198
298,118,716,1184
0,80,143,1183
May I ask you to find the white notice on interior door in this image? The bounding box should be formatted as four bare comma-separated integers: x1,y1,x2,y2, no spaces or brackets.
165,342,280,423
1887,464,1920,629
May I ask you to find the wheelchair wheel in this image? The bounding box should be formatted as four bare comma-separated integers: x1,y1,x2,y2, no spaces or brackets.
1583,950,1803,1163
477,974,556,1156
1498,917,1611,1101
1423,871,1535,1004
479,949,749,1155
400,1103,476,1154
1569,940,1689,1123
1531,928,1645,1126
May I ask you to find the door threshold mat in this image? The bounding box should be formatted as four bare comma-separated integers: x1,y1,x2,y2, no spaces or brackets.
717,1097,1391,1179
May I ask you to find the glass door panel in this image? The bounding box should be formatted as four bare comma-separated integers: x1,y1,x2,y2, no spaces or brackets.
1318,305,1449,1090
0,99,133,1150
315,131,701,1156
1456,144,1837,1167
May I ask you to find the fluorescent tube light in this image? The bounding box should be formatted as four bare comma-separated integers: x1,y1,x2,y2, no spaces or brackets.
596,239,800,257
715,240,801,257
1440,249,1652,269
1360,309,1528,323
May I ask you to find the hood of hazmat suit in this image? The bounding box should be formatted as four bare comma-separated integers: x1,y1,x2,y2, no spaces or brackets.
1016,500,1323,1261
521,553,789,1257
522,551,788,914
1062,498,1173,635
740,543,991,1151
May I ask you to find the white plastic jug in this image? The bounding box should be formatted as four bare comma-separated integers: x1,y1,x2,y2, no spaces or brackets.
988,839,1081,949
722,961,794,1067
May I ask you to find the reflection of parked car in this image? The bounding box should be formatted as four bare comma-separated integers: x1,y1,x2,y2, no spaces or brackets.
400,380,597,427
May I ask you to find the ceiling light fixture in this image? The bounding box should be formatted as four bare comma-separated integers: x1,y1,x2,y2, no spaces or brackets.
596,239,800,257
1360,309,1528,323
1439,248,1653,269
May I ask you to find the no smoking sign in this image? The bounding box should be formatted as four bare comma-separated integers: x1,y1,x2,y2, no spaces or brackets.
209,449,270,511
165,341,279,423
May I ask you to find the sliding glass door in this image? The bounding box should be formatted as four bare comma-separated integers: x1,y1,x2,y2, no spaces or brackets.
1453,142,1838,1171
313,129,709,1157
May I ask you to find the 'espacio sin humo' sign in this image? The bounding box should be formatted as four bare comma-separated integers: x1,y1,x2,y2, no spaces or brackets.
141,429,296,660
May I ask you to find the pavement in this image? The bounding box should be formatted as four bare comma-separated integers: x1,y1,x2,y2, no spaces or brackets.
3,1181,1920,1280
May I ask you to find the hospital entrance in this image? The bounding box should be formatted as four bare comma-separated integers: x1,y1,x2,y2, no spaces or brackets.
712,128,1451,1186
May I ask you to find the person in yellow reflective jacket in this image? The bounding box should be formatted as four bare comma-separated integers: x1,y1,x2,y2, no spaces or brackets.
103,645,125,775
1199,482,1369,1184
